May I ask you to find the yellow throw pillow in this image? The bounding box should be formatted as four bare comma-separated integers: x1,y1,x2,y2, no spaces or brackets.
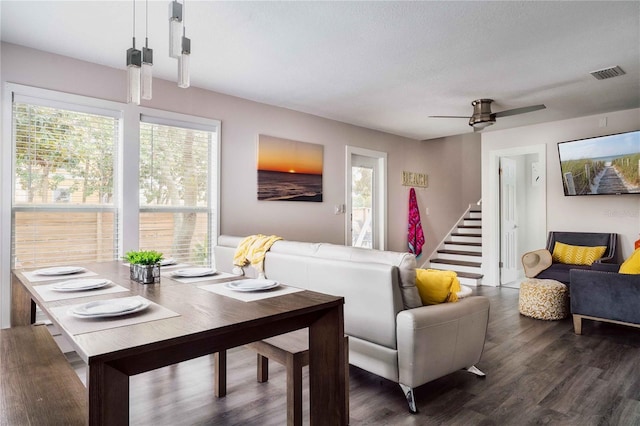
551,242,607,266
415,269,461,305
619,248,640,274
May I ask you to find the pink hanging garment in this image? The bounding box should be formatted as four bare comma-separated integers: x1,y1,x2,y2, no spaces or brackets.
408,187,425,257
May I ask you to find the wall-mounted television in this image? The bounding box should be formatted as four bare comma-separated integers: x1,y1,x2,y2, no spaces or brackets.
557,130,640,196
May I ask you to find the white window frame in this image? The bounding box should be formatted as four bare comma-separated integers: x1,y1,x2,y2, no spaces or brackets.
0,84,221,328
138,110,220,265
10,93,123,266
2,83,125,328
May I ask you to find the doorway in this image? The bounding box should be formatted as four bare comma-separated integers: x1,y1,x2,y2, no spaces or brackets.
485,145,547,287
346,146,387,250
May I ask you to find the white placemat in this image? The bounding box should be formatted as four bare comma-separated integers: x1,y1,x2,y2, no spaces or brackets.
49,296,180,335
199,282,304,302
167,271,241,284
32,281,129,302
22,269,98,283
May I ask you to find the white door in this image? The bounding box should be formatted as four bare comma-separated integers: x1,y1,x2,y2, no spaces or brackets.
500,157,518,284
346,147,387,250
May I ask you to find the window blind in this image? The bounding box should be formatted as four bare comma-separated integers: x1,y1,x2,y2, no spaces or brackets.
139,120,213,265
11,102,119,268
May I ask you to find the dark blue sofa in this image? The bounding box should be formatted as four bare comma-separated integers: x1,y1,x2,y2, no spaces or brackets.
535,232,619,285
570,268,640,334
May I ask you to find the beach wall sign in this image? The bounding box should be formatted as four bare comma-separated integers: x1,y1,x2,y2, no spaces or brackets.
402,171,428,188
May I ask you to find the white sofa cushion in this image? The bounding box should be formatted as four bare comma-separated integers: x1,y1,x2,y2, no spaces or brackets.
269,239,422,310
264,252,402,348
218,235,422,309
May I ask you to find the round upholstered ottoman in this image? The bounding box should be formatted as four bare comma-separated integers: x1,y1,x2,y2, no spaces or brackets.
519,279,569,320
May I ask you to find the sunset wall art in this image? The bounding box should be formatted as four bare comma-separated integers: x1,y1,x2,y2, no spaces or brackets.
257,135,324,202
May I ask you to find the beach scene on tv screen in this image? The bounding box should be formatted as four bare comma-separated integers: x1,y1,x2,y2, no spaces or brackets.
558,131,640,195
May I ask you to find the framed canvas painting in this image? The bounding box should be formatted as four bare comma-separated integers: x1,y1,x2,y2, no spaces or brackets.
257,135,323,202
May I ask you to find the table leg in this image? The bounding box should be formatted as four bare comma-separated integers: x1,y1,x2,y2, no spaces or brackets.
257,354,269,383
11,275,35,326
286,352,304,426
214,351,227,397
87,362,129,425
308,304,346,426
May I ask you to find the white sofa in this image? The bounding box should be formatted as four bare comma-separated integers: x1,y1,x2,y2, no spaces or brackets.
214,236,490,412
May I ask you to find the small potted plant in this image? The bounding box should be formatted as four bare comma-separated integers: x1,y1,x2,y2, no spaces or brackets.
124,250,163,284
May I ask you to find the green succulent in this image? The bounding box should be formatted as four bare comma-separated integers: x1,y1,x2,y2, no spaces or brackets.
124,250,163,265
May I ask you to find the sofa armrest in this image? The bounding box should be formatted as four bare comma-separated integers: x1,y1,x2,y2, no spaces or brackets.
596,254,617,264
395,296,489,388
591,262,620,272
570,269,640,326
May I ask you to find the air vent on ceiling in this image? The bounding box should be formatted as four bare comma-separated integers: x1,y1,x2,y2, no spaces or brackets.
590,66,626,80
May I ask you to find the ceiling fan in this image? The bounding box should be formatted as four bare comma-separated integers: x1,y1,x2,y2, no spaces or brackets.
429,99,546,131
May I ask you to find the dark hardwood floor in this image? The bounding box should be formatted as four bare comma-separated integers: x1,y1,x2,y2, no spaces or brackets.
79,287,640,425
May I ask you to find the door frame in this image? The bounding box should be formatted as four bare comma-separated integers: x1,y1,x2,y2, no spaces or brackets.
484,144,547,286
345,146,387,250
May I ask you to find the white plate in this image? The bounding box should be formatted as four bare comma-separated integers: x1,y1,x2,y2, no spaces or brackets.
171,267,217,278
33,266,86,276
225,279,280,292
160,258,177,266
70,298,149,318
52,278,111,292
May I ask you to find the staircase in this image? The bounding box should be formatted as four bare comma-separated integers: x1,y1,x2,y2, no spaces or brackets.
427,207,484,286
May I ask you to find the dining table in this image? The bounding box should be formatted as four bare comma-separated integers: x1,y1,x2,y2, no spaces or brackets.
11,260,346,425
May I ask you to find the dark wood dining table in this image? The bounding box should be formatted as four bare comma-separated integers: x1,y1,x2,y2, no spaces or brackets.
11,261,346,425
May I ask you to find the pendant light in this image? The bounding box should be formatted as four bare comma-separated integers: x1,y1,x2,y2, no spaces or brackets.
169,0,183,59
126,0,141,105
141,0,153,100
178,29,191,88
178,0,191,88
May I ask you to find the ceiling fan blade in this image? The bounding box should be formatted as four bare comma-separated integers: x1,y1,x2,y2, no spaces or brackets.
428,115,471,119
494,104,546,118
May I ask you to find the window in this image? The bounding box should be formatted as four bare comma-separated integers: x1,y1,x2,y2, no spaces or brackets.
3,85,221,327
139,117,216,265
11,99,119,268
351,158,374,248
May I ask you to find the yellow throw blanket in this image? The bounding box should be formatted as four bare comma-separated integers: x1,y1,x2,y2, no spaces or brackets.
233,234,283,277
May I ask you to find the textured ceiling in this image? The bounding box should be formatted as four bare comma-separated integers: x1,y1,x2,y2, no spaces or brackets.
2,1,639,140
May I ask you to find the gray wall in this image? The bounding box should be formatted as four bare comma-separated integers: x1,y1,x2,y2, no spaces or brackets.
0,42,480,255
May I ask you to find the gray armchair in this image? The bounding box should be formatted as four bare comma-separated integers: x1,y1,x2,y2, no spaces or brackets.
524,232,619,285
570,268,640,334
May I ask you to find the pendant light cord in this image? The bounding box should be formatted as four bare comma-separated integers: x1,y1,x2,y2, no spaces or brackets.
183,0,186,36
132,0,136,48
145,0,149,47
